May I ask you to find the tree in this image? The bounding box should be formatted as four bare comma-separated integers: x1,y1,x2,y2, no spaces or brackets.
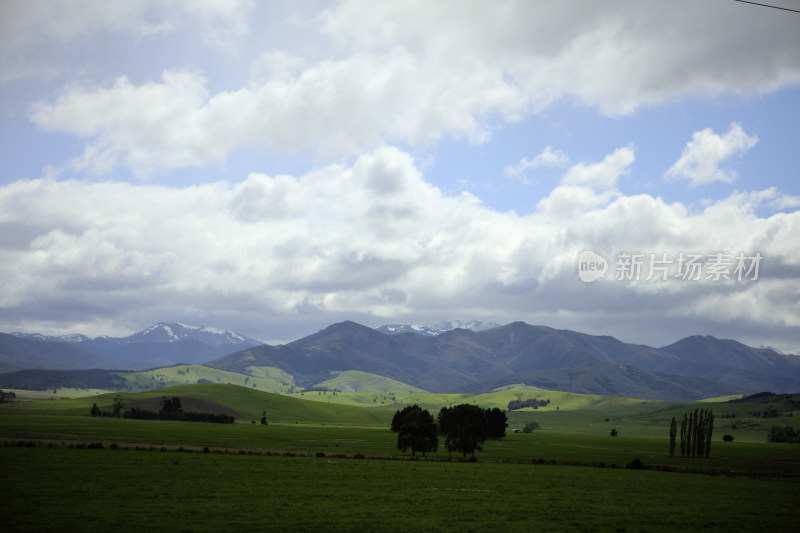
392,404,424,432
704,410,714,457
686,411,693,456
669,416,677,457
397,407,439,457
676,408,713,457
680,413,687,457
160,397,183,416
610,428,618,437
694,409,704,457
260,410,268,425
484,408,508,440
112,394,124,418
522,421,540,433
90,403,101,417
437,406,452,435
444,404,488,458
0,390,17,403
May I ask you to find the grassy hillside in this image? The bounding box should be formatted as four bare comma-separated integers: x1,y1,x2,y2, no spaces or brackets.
312,370,426,393
0,364,296,393
114,365,292,393
5,383,392,426
241,365,295,385
5,382,798,449
287,386,661,414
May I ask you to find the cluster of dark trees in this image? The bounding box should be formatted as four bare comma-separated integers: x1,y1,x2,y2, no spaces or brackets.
393,405,439,457
90,394,125,417
507,398,550,410
391,403,508,458
90,396,234,424
669,408,714,457
767,426,800,444
0,390,17,403
522,421,540,433
752,408,782,418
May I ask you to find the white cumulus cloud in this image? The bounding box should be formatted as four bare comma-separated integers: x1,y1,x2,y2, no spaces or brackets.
666,123,759,186
505,146,570,181
561,146,635,190
1,146,798,349
22,1,800,176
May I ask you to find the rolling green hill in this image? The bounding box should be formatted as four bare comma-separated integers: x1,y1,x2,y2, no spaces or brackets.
11,383,393,426
0,364,296,394
115,364,292,393
313,370,426,393
5,383,798,448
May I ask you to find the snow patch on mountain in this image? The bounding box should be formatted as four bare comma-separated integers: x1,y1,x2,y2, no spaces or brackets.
11,332,91,343
12,322,260,348
375,320,500,337
128,322,256,346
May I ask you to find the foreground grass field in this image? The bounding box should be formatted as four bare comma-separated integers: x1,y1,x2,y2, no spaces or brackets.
2,384,799,531
2,445,798,533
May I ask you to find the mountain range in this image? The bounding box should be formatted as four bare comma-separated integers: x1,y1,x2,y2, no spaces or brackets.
204,321,800,400
5,322,262,371
2,320,799,401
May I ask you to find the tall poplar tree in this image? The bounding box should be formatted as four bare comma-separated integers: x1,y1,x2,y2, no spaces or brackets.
680,413,687,457
704,410,714,458
686,411,694,457
669,417,677,457
696,409,705,457
676,408,714,458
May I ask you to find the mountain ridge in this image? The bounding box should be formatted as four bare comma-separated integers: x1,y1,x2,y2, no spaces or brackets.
3,320,799,400
6,322,262,370
206,320,800,399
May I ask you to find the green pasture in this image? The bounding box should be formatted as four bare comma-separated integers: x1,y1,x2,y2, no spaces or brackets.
2,445,798,533
313,369,426,393
2,383,800,531
3,410,799,474
114,364,292,393
2,384,799,474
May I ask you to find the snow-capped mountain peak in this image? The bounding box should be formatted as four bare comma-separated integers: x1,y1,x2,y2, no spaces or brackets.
431,320,500,333
11,332,92,343
375,320,500,337
130,322,254,346
13,322,260,349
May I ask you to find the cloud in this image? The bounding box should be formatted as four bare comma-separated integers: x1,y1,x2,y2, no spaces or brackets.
666,123,759,185
0,0,254,89
561,146,634,189
30,46,532,177
321,1,800,114
30,70,224,176
505,146,569,182
769,193,800,210
535,146,634,217
1,146,798,349
0,0,254,51
24,1,800,176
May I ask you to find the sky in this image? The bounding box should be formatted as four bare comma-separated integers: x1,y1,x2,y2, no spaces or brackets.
1,0,799,353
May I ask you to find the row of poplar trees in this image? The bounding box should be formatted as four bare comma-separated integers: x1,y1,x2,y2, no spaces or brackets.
669,408,714,457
